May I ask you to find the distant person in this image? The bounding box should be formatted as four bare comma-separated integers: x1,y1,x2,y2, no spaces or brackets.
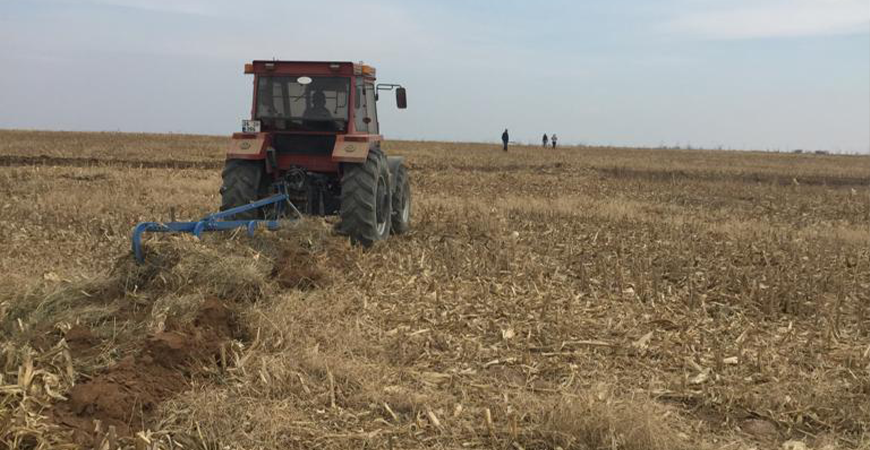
542,133,549,148
501,129,509,152
551,134,558,149
303,91,332,120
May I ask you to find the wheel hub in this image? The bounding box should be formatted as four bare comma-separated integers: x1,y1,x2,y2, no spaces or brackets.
376,177,388,235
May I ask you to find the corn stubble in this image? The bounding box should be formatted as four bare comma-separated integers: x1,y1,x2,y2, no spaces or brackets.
0,131,868,449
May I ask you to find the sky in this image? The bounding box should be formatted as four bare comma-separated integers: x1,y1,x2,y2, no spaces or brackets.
0,0,868,153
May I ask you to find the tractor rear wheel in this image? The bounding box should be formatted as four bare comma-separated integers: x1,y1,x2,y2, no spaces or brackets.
391,163,411,234
339,148,392,246
220,159,269,220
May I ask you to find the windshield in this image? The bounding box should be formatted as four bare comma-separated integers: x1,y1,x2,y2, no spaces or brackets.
256,76,350,132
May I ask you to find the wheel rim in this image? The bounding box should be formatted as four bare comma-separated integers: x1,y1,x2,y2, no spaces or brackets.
401,185,410,223
376,176,388,235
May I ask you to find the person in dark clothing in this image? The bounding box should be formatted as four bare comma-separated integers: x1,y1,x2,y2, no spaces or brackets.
303,91,332,120
542,133,549,148
501,129,509,152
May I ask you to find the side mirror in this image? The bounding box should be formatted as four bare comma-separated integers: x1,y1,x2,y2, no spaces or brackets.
396,87,407,109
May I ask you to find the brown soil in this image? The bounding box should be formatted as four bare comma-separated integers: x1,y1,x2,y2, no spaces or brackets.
53,355,188,440
65,325,99,356
51,298,240,443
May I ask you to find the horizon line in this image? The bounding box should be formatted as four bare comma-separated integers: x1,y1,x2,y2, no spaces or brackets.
1,127,868,156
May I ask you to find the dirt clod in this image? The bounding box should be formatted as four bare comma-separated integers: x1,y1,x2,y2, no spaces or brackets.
65,325,98,355
51,298,241,443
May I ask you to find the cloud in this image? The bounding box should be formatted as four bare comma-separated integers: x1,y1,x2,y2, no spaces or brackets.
665,0,870,39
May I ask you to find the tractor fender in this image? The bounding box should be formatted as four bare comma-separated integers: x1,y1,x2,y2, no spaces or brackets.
332,140,371,163
332,136,384,163
226,133,267,160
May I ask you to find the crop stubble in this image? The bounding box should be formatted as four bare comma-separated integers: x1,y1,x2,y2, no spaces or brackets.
0,130,868,449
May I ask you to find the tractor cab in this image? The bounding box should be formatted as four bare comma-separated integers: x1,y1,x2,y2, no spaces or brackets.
239,61,404,135
253,75,347,132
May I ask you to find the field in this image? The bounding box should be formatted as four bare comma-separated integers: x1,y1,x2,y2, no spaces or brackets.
0,129,868,450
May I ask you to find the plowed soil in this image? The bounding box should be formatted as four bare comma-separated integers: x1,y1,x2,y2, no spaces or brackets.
51,298,240,443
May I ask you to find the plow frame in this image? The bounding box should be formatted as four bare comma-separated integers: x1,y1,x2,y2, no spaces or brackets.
131,191,301,263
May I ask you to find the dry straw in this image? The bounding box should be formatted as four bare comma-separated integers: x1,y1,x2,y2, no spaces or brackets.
1,131,868,449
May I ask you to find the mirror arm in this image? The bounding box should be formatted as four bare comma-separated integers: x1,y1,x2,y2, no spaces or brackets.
376,83,403,92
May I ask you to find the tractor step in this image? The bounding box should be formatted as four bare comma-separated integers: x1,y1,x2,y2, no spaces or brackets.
131,193,300,263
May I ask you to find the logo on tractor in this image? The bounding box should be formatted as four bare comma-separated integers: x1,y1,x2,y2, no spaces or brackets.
240,142,252,150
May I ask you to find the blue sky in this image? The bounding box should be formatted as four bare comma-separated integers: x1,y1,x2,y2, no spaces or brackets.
1,0,868,152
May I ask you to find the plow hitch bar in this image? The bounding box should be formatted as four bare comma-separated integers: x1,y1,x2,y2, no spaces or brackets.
131,193,299,263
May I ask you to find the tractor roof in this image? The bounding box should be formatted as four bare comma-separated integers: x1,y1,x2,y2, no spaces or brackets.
244,60,376,78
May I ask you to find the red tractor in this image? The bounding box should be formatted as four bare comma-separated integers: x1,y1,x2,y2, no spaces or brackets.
222,60,410,245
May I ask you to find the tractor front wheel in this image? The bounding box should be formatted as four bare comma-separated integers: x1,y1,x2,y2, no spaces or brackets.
339,148,392,246
220,159,269,220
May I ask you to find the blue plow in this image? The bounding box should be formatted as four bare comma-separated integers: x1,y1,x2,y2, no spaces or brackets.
131,193,300,263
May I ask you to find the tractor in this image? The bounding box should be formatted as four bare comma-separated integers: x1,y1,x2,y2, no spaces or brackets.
222,60,411,245
131,61,410,262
